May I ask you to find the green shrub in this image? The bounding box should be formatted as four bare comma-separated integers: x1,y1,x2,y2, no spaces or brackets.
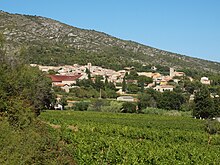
205,119,220,135
87,99,109,111
142,107,166,115
121,102,137,113
0,119,74,164
74,101,89,111
101,101,123,113
7,98,34,129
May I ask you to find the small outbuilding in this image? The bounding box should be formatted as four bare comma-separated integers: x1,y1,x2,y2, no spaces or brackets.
117,96,134,102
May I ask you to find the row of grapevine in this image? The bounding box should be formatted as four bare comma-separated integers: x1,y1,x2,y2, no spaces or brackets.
40,111,220,164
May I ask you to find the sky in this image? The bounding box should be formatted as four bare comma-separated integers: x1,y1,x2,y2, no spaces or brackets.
0,0,220,62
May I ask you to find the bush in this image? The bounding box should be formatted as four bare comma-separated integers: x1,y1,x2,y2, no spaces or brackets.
0,119,74,164
205,119,220,135
164,110,182,116
180,103,193,112
142,108,166,115
74,102,89,111
87,99,109,112
142,108,190,117
121,102,137,113
101,101,123,113
7,98,34,129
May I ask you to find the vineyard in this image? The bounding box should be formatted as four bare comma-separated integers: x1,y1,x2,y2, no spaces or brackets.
40,111,220,164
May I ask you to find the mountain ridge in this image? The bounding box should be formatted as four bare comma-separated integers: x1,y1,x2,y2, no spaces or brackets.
0,10,219,72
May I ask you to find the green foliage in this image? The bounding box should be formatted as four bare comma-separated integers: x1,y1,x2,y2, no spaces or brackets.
140,89,160,108
137,75,153,86
205,119,220,135
126,70,138,80
138,89,186,111
0,34,54,127
0,33,6,62
2,12,220,73
0,33,5,48
184,80,202,94
21,43,145,71
72,78,117,99
211,75,220,86
155,65,170,75
204,119,220,145
142,107,167,115
87,99,109,112
7,98,34,129
59,96,67,110
40,111,220,164
70,87,99,98
157,91,186,110
0,119,74,164
0,64,54,116
104,88,118,98
142,108,192,117
213,96,220,116
74,101,89,111
122,102,137,113
180,102,194,112
85,67,91,79
48,69,57,75
94,75,104,90
101,101,123,113
52,86,66,94
122,77,126,92
127,83,139,94
179,68,200,79
138,93,152,110
193,86,215,118
105,81,116,91
76,79,93,88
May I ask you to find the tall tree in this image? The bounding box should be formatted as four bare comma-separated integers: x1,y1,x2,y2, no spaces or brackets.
0,34,54,127
157,91,185,110
122,77,126,92
85,67,91,79
193,86,215,118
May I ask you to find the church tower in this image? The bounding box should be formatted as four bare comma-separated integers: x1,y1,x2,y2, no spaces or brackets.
170,68,175,77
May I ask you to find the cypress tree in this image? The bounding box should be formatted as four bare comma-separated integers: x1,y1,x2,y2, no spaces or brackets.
122,77,126,92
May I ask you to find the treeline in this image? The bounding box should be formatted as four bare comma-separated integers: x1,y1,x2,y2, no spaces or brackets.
138,78,220,118
69,74,220,119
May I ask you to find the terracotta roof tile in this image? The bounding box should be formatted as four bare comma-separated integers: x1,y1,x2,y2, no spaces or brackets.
48,75,82,82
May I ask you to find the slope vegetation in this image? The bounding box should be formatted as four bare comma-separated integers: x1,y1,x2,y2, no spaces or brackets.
0,10,219,72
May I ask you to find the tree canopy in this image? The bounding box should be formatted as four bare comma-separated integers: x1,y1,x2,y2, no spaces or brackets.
193,85,219,118
0,34,54,128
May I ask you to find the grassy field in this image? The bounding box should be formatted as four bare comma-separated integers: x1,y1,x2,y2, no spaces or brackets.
40,110,220,164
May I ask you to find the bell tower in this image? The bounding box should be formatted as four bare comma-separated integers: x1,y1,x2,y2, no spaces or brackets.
170,68,175,77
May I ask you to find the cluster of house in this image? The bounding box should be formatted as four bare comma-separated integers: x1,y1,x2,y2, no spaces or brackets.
31,63,125,84
31,63,211,98
31,63,220,122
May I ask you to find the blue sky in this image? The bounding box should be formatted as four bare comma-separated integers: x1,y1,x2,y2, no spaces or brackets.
1,0,220,62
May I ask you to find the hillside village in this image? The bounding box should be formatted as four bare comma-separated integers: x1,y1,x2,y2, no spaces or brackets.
31,63,212,103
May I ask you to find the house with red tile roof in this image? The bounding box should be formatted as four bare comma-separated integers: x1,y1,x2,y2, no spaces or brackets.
48,74,82,86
